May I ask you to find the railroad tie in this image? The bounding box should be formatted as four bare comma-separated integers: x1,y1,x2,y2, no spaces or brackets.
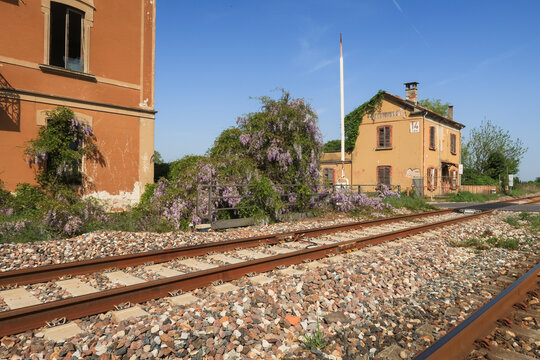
207,254,244,264
56,279,98,297
144,264,184,278
105,271,145,286
0,287,40,309
177,258,219,270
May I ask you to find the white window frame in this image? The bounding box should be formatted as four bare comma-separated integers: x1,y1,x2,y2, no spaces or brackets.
41,0,94,73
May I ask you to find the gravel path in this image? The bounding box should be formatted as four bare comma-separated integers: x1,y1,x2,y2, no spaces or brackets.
0,210,538,359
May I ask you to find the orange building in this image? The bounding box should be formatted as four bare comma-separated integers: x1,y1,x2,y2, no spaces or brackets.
321,83,465,196
0,0,156,208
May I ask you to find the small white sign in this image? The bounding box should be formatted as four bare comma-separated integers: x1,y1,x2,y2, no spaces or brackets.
410,121,420,133
459,164,463,175
508,175,514,187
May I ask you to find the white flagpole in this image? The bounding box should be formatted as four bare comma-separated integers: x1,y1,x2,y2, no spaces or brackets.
339,33,346,180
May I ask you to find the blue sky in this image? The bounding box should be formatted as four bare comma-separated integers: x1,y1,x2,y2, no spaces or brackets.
155,0,540,181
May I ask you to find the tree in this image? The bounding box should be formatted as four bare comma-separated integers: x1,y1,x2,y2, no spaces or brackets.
418,98,450,117
225,90,323,187
485,151,507,180
322,140,341,152
462,120,527,176
153,151,164,164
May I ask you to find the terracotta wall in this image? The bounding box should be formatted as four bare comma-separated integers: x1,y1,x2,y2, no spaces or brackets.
0,0,156,207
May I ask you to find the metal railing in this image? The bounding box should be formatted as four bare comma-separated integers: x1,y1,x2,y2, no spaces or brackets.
196,183,401,222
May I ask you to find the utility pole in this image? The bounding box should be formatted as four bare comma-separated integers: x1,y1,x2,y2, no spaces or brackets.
338,33,349,186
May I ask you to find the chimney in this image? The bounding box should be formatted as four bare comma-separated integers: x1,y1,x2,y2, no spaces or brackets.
404,82,418,104
448,105,454,120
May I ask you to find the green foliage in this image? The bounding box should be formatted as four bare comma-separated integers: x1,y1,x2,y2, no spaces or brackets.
12,183,48,216
344,90,385,151
247,176,283,220
529,214,540,234
25,106,101,191
235,90,323,187
461,168,498,185
504,215,520,228
322,139,341,152
418,98,450,117
462,120,527,178
153,150,170,181
208,127,244,158
302,317,326,350
140,183,158,206
505,212,539,234
446,191,501,203
383,195,436,211
154,162,170,182
153,151,164,164
168,155,206,180
453,232,520,251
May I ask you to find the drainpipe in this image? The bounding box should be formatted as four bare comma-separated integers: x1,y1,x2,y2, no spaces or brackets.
458,131,462,192
422,111,427,197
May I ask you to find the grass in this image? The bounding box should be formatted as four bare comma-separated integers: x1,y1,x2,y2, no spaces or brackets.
503,215,520,228
302,317,326,350
453,232,520,251
384,195,437,211
445,191,502,203
504,212,540,234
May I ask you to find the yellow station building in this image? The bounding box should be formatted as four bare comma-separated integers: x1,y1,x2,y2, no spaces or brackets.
321,83,465,196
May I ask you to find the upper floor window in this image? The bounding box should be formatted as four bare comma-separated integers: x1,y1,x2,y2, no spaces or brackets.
49,2,84,72
429,126,436,150
377,126,392,149
450,133,457,155
377,166,391,186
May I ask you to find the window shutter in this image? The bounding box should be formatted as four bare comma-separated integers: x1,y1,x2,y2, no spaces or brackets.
429,127,435,150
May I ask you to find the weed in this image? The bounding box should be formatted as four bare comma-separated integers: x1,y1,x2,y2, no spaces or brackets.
503,216,520,228
518,212,531,221
454,232,520,251
302,317,326,350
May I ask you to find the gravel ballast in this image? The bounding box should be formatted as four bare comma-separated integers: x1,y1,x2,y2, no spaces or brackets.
0,210,538,359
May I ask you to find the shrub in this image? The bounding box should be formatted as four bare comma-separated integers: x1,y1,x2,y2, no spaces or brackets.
24,106,101,191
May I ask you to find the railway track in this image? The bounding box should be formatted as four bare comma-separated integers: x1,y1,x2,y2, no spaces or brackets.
413,261,540,360
0,209,455,287
0,210,485,337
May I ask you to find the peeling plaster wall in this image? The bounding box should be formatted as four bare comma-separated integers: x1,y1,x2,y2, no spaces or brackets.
84,181,142,210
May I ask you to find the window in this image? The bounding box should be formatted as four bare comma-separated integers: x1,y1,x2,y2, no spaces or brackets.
49,2,84,72
427,167,438,191
377,126,392,148
377,166,391,186
429,126,436,150
323,168,335,185
450,133,457,155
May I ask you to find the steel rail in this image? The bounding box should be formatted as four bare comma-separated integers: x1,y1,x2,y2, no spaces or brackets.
413,261,540,360
0,210,490,337
0,209,455,287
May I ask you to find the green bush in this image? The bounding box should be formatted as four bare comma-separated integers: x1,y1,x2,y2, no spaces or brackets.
447,191,501,203
247,176,283,220
139,183,158,206
12,183,48,215
168,155,205,180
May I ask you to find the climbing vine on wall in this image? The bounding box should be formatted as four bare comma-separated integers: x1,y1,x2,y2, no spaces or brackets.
25,106,100,191
344,90,385,151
